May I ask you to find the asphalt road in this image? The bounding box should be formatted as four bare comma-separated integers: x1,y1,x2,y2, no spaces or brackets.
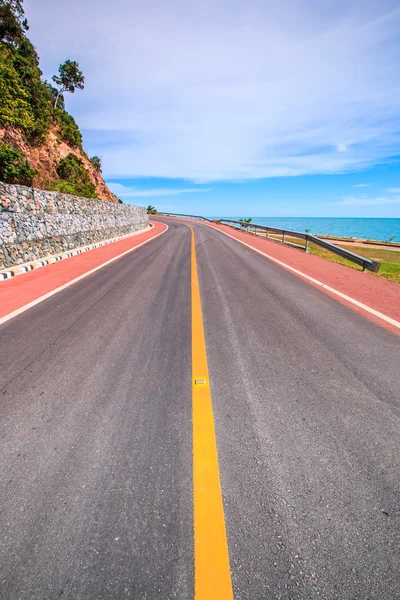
1,218,399,599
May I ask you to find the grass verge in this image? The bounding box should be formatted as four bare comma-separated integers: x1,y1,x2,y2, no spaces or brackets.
263,234,400,284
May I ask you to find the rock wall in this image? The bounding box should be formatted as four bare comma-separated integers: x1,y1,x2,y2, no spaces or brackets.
0,182,148,269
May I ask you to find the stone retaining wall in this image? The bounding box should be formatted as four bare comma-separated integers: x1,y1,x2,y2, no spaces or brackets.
0,182,148,269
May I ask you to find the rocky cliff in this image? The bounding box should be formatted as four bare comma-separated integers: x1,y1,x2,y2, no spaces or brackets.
0,0,118,204
0,125,118,204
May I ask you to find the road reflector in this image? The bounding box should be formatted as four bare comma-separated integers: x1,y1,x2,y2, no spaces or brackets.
195,378,207,386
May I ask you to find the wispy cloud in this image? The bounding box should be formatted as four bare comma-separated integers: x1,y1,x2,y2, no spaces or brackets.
337,196,400,206
354,183,370,187
387,187,400,193
336,142,352,153
27,0,400,181
108,182,210,198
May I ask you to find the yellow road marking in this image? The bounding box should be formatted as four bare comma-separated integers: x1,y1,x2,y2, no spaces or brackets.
190,225,234,600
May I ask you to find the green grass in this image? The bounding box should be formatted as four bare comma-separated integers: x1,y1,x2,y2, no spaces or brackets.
309,244,400,284
262,233,400,284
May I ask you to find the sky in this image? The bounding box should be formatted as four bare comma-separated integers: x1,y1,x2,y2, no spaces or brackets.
25,0,400,217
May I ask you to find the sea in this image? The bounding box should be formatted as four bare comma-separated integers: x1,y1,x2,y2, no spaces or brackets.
209,217,400,242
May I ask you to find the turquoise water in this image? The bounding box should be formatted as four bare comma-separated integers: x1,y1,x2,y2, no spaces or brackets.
209,218,400,242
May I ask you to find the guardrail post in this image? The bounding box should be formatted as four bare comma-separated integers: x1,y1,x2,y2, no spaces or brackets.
178,216,380,272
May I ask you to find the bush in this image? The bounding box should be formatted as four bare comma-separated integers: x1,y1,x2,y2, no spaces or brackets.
90,155,102,172
44,80,65,110
52,180,78,195
0,38,54,141
54,108,82,147
0,6,86,151
0,42,82,145
12,38,53,140
56,153,96,198
0,44,35,133
0,142,37,185
56,152,82,179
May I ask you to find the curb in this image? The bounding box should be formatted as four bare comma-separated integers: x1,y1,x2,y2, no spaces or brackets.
0,224,152,282
206,221,400,332
0,222,168,327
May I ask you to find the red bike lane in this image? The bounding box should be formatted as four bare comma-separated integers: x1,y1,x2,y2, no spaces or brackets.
203,221,400,335
0,221,167,322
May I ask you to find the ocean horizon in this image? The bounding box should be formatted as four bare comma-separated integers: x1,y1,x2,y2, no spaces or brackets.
208,217,400,242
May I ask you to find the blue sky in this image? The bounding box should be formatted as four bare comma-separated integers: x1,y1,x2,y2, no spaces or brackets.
103,165,400,218
26,0,400,217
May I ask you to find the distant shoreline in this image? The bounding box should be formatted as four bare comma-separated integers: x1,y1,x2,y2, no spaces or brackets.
208,217,399,243
314,235,400,249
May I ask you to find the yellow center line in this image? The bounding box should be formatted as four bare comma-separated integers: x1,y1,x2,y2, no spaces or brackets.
189,224,234,600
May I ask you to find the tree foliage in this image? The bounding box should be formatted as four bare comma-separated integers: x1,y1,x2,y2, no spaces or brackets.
147,205,157,214
0,1,99,196
0,142,36,185
239,217,252,229
56,153,96,198
0,42,35,132
52,60,84,108
44,80,65,110
90,156,102,172
54,108,82,147
0,0,28,45
0,0,84,146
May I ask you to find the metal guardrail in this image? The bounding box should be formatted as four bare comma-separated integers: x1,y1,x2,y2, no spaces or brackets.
158,212,213,222
218,219,381,272
157,213,381,273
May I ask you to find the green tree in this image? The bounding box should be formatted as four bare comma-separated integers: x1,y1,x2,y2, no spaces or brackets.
54,108,82,147
0,43,35,131
90,156,102,172
56,153,96,198
147,205,157,214
0,20,53,140
239,217,252,229
0,142,36,185
12,38,53,139
52,60,84,109
0,0,28,45
44,80,65,110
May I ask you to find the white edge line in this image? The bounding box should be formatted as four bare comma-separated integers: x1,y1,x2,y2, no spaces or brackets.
207,223,400,331
0,224,168,327
0,224,153,281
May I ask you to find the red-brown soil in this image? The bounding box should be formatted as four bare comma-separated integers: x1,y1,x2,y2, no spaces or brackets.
0,125,118,203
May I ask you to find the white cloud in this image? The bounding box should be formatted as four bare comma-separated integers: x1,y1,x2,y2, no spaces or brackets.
387,187,400,193
26,0,400,181
337,195,400,206
337,141,352,153
354,183,370,187
108,182,210,198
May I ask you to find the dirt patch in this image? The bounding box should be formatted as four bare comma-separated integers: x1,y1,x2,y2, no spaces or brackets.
0,126,118,204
